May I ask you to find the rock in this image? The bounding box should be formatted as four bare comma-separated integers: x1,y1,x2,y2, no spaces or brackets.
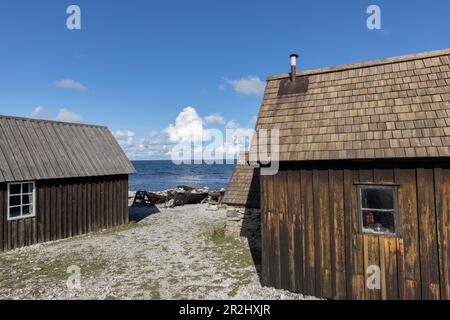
226,210,239,218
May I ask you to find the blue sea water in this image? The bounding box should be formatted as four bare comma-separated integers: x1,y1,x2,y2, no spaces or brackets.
129,160,236,191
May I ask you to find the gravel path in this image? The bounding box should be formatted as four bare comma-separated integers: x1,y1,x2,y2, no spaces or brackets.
0,204,314,300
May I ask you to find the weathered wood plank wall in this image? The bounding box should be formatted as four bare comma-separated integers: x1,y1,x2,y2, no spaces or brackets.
0,175,128,252
261,161,450,300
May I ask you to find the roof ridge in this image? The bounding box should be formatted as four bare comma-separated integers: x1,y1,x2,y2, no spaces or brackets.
0,115,134,182
0,114,108,129
267,48,450,80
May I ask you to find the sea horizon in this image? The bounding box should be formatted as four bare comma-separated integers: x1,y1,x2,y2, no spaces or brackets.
129,160,236,192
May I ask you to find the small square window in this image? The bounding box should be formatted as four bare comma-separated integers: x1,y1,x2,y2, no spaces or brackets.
7,181,36,221
358,185,399,237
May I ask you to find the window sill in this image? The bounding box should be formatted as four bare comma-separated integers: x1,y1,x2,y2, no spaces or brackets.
354,182,401,186
7,214,36,222
361,230,400,238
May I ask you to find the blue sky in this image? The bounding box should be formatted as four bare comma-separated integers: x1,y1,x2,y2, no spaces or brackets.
0,0,449,159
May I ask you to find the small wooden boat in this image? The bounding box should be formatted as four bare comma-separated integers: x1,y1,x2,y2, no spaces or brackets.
167,186,220,206
184,190,209,204
132,191,167,205
170,186,208,205
147,192,167,204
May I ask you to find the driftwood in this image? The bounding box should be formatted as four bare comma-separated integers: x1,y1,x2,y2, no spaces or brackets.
132,190,167,206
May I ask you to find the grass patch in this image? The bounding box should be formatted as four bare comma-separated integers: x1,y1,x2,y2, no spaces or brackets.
189,274,206,281
39,222,143,248
95,221,143,236
204,226,255,269
0,252,109,291
201,224,258,293
209,226,227,245
228,287,239,298
140,281,161,299
183,284,226,295
168,277,179,285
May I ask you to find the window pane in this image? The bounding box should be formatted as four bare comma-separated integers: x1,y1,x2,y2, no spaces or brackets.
22,183,33,194
362,210,396,234
9,206,21,218
22,194,33,205
9,184,21,195
9,195,21,206
361,187,394,209
22,205,33,216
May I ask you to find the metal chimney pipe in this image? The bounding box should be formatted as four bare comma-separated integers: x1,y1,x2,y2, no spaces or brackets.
290,53,298,82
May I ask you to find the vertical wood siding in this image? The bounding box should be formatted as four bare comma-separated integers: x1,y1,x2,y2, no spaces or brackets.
0,175,128,252
261,161,450,300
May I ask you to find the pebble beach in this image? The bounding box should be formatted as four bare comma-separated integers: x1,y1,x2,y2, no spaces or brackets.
0,203,314,300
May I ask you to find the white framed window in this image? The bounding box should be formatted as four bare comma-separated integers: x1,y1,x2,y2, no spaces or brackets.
7,181,36,221
358,185,399,237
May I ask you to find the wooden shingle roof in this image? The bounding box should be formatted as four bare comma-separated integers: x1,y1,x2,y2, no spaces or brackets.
253,48,450,161
222,154,260,209
0,115,135,183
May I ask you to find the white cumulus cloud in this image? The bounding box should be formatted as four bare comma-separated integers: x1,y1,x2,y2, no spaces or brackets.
226,76,265,96
225,120,240,130
112,107,256,161
164,106,206,143
55,108,85,123
204,113,225,125
113,130,171,160
29,106,85,124
113,130,135,147
30,106,44,118
54,79,87,91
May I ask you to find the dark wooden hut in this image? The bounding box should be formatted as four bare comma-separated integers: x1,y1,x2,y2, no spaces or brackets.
222,153,260,209
0,115,135,252
253,49,450,300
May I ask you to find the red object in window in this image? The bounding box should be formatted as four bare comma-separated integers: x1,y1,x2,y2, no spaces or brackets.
365,213,375,227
